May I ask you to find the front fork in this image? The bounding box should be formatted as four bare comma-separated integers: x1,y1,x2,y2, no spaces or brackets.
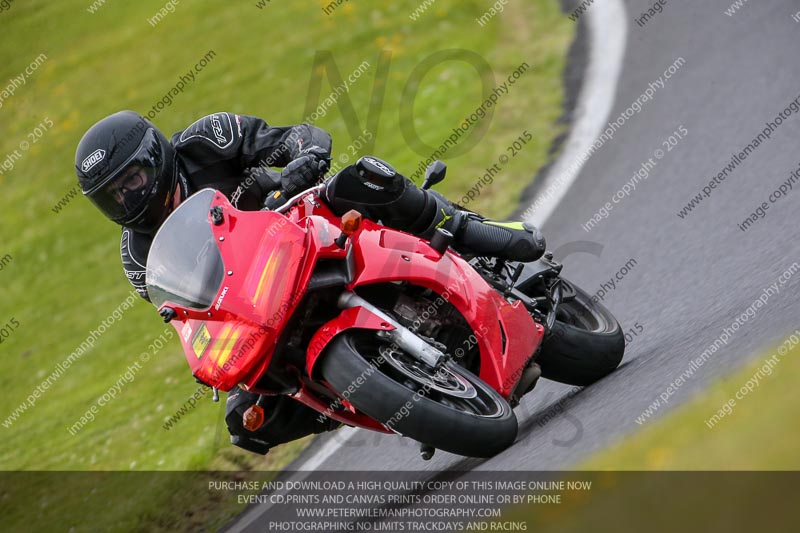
337,291,446,368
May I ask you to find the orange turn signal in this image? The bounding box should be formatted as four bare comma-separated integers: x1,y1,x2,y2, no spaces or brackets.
243,404,265,431
341,210,363,235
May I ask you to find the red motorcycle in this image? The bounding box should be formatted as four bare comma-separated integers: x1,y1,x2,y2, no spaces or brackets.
145,161,624,458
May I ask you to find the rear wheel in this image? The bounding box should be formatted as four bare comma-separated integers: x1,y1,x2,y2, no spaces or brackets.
536,281,625,386
319,333,517,458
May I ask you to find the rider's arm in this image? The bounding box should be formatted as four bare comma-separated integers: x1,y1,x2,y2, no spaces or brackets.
237,115,332,168
172,113,331,208
236,116,332,206
173,112,330,180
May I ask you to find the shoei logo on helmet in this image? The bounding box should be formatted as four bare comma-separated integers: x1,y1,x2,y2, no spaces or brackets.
364,157,395,176
81,149,106,172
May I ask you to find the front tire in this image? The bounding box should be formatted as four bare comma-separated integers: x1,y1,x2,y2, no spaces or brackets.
319,333,518,458
536,281,625,386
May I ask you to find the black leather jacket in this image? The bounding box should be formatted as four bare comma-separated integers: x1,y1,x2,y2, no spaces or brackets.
121,112,332,301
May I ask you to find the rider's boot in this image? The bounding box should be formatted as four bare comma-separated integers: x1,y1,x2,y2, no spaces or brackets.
420,190,546,262
225,388,339,455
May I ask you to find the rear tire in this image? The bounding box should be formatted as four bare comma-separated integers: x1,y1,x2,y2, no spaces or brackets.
319,333,518,458
536,281,625,386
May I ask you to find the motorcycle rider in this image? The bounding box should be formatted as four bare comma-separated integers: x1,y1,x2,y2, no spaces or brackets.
75,110,546,455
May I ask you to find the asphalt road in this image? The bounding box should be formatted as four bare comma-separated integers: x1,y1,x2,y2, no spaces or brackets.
229,0,800,528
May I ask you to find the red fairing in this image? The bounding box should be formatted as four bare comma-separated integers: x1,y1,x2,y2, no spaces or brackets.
306,218,544,397
164,193,312,391
306,305,396,377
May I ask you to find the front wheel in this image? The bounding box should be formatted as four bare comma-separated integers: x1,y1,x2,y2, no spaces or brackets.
536,281,625,386
319,333,517,458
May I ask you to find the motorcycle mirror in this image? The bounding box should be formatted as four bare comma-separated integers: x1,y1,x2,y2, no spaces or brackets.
421,161,447,190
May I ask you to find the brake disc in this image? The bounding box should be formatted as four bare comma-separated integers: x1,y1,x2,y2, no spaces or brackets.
378,345,477,399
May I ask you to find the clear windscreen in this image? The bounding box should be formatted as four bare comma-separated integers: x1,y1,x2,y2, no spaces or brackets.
146,189,225,310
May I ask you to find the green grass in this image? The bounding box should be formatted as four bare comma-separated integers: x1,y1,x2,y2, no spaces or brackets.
481,336,800,532
0,0,572,530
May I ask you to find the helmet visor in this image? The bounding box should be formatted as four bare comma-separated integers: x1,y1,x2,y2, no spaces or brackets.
85,128,164,224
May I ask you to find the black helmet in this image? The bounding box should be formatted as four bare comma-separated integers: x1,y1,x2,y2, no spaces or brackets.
76,111,179,234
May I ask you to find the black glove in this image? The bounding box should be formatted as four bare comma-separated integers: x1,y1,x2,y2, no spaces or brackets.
243,166,281,193
280,146,331,195
301,145,332,170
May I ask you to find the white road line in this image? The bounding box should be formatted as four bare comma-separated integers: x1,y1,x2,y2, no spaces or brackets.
227,429,361,532
525,0,629,227
293,426,361,471
228,3,629,530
